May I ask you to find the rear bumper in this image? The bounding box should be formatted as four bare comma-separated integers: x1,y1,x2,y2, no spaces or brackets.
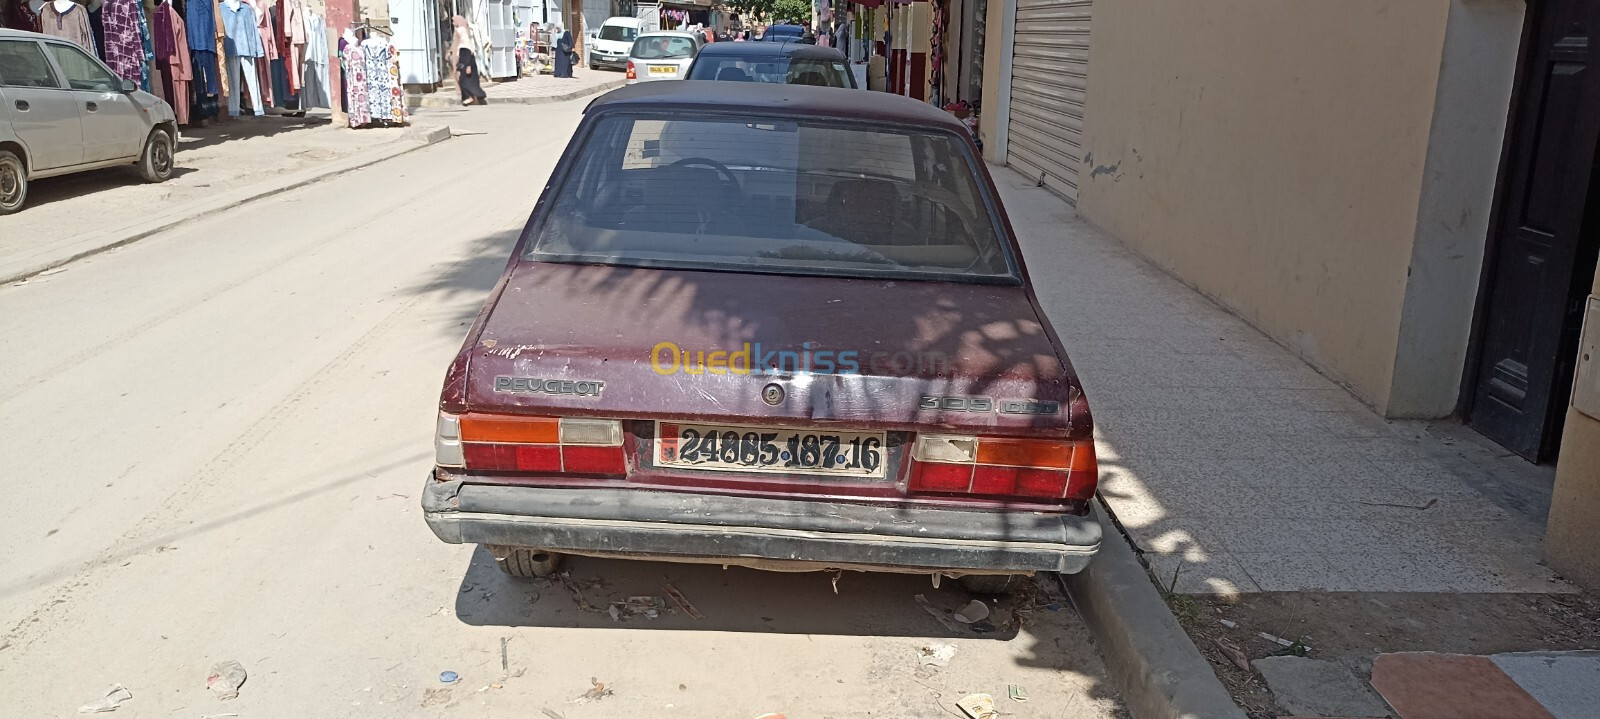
421,475,1100,574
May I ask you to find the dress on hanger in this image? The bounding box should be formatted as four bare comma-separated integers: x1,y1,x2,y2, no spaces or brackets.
100,0,144,85
155,2,191,123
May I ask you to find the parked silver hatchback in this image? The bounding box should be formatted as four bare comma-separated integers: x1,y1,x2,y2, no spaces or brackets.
0,28,178,215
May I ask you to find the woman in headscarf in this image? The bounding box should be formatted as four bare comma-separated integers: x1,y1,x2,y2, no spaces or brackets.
449,15,487,105
553,28,574,78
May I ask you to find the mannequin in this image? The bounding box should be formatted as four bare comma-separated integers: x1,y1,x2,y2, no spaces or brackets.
220,0,264,116
38,0,94,51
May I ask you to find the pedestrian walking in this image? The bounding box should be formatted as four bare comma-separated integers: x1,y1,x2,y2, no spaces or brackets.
448,16,486,105
554,28,574,78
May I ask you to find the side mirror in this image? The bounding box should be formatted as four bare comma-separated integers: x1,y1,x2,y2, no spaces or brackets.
119,78,137,93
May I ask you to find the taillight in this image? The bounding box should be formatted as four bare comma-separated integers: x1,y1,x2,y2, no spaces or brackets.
439,412,627,476
626,61,636,80
909,434,1097,501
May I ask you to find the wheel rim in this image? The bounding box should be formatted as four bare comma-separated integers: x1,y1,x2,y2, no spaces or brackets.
152,135,173,175
0,161,20,207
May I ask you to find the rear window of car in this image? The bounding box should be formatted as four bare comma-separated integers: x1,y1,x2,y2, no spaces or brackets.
687,57,853,87
631,36,696,60
525,113,1016,283
599,25,637,41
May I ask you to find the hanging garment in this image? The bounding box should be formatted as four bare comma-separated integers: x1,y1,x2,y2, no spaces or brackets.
40,2,95,51
343,43,369,126
386,39,403,123
219,0,262,57
280,0,302,91
155,3,191,123
360,38,390,123
243,0,273,104
213,0,227,96
135,0,156,90
298,11,329,108
224,51,262,115
185,0,215,51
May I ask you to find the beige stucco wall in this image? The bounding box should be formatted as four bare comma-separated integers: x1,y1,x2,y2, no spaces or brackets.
1074,0,1459,410
1546,267,1600,590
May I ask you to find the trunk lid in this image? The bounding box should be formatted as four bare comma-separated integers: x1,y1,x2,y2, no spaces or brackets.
464,262,1084,437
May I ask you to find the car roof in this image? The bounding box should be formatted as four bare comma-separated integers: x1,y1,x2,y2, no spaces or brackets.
695,42,845,60
0,28,57,40
764,25,804,34
601,17,641,26
587,81,967,133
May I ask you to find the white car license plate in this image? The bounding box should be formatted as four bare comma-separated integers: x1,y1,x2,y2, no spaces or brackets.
648,65,677,76
656,422,887,478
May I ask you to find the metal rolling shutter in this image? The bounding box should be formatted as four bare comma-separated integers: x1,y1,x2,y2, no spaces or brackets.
1007,0,1091,204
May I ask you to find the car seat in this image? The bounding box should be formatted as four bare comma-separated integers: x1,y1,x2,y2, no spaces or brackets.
715,65,754,82
793,70,828,86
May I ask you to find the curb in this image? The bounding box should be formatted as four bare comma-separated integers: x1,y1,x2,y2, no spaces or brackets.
3,124,452,286
1060,502,1248,719
406,77,626,109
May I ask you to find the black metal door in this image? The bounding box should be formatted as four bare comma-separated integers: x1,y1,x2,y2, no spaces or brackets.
1469,0,1600,461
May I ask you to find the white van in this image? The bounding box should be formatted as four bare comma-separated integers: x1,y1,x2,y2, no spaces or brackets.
588,17,641,71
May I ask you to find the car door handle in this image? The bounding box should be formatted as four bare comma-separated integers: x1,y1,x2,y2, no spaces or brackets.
85,101,98,112
13,100,27,111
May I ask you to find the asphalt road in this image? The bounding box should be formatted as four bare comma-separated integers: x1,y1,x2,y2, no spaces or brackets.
0,102,1125,718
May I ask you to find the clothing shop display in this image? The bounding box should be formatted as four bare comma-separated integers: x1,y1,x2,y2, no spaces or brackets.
152,0,190,123
297,9,329,108
184,0,217,94
342,39,368,126
356,36,401,125
278,0,301,91
135,0,154,90
40,0,95,51
243,0,271,105
220,0,262,115
100,0,145,86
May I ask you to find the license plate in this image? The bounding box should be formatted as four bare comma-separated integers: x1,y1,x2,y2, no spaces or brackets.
656,422,887,478
648,65,677,76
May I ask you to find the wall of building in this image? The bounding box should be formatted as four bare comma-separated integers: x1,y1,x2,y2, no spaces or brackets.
1073,0,1464,411
1546,268,1600,589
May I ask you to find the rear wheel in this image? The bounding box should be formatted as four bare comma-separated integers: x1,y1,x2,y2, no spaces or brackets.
137,128,174,183
957,574,1021,595
491,547,563,578
0,150,25,215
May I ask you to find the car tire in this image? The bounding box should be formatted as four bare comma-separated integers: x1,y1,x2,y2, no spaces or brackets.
0,150,26,215
136,128,175,183
492,547,563,578
957,574,1020,595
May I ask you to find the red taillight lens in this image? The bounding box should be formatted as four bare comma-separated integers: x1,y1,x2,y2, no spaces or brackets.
909,434,1097,502
626,61,636,79
446,413,626,476
463,443,562,472
561,445,627,474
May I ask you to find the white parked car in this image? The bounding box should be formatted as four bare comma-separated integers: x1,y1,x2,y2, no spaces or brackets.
625,31,703,84
0,28,177,214
587,17,641,71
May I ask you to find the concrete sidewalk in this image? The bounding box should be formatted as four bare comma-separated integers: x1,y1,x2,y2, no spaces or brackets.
1368,650,1600,719
993,167,1568,595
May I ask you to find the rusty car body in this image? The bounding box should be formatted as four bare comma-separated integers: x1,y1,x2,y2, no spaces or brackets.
422,82,1100,590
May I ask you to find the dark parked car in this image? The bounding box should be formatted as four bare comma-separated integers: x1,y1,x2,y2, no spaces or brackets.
422,82,1100,593
759,24,810,43
686,42,856,88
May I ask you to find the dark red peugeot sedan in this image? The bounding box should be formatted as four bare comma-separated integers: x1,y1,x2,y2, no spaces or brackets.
423,82,1100,593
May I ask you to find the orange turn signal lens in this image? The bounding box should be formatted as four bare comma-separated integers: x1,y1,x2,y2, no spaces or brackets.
975,438,1075,469
459,413,560,444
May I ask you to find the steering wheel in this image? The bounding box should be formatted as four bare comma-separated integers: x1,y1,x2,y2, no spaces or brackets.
668,156,741,187
666,156,750,233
